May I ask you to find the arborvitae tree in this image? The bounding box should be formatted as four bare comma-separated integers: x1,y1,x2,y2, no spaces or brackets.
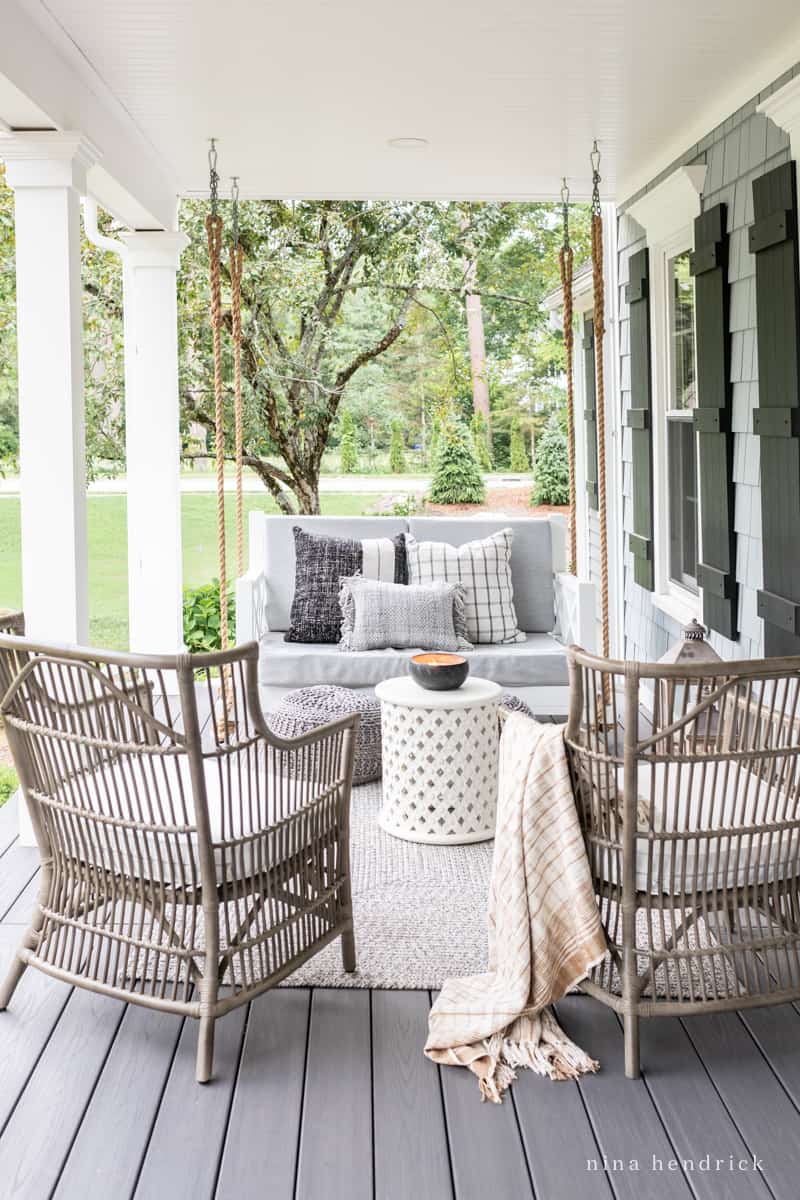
428,417,486,505
531,411,570,505
470,410,493,471
509,416,530,473
389,419,407,473
339,410,359,473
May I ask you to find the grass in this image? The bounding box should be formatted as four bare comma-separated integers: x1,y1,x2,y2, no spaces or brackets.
0,492,381,651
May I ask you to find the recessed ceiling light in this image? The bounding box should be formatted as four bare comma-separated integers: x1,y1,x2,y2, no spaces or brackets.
387,137,429,150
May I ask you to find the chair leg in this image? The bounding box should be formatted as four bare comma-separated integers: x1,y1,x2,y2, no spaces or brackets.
0,950,28,1011
624,1012,640,1079
341,926,356,973
196,1016,216,1084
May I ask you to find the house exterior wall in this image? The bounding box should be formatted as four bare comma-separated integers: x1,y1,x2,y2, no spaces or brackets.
617,70,798,664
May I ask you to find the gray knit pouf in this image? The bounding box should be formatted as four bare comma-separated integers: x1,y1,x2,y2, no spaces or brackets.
267,685,382,784
499,693,535,720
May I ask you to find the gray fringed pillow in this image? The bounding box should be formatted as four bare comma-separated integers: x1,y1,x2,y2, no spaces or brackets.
338,576,472,652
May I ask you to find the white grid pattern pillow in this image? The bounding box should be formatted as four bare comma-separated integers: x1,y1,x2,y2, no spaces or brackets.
405,528,526,645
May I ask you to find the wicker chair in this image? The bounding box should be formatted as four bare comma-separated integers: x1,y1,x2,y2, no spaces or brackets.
0,635,358,1082
565,646,800,1079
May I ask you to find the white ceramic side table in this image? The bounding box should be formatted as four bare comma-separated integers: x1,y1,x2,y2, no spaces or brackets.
375,675,502,845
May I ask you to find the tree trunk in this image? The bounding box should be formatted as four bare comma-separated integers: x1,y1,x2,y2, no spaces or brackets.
464,259,491,425
293,472,321,515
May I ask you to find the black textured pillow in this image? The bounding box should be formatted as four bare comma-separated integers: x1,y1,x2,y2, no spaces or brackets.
285,527,407,643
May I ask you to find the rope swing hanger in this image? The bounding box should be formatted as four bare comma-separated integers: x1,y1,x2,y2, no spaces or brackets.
589,139,611,666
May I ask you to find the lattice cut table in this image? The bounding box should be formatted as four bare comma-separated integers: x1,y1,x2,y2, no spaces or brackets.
375,675,502,844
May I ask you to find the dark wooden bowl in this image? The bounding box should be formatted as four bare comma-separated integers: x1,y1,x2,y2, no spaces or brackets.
409,652,470,691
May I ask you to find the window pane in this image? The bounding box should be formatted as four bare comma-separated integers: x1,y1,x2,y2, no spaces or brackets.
671,252,696,411
668,416,698,592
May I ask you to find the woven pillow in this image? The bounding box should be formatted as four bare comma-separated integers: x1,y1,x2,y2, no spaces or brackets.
285,527,407,643
338,576,472,652
405,527,525,645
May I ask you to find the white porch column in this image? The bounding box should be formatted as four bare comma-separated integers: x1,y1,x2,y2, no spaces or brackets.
119,231,189,653
2,133,98,643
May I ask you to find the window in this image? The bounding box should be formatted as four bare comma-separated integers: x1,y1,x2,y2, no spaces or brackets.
665,250,698,593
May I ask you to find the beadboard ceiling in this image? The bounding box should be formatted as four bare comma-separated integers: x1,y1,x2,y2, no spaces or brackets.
8,0,800,206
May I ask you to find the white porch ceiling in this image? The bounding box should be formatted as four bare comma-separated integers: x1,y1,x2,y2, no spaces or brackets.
3,0,800,223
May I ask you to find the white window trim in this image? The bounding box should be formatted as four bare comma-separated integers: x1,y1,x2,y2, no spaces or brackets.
627,165,706,629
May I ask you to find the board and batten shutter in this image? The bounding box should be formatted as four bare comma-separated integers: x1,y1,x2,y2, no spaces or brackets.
582,315,599,510
625,247,654,590
750,160,800,655
691,202,737,640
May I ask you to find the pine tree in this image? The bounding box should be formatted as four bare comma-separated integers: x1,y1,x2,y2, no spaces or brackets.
470,410,493,471
531,412,570,505
389,419,407,473
509,416,530,473
428,417,486,505
339,410,358,473
427,415,442,467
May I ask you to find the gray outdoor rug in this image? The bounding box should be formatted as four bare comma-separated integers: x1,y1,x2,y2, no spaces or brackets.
282,781,493,989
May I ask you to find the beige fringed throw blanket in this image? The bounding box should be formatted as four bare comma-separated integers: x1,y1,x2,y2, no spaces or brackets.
425,713,607,1102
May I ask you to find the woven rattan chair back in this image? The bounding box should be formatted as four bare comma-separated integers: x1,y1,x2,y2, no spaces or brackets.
0,635,357,1081
565,645,800,1078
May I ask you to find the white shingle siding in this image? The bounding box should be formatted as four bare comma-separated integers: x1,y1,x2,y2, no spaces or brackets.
617,78,795,664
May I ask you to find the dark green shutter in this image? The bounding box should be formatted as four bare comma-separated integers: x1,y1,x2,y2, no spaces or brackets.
750,161,800,654
691,202,737,640
625,247,654,590
582,316,599,510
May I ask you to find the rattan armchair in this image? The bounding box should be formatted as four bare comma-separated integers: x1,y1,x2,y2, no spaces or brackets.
0,635,358,1082
565,646,800,1079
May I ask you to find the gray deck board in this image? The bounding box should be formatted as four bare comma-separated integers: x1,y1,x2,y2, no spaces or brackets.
681,1010,800,1199
295,988,372,1200
558,996,695,1199
0,839,40,921
215,989,311,1200
0,793,19,857
0,985,125,1198
637,1015,772,1199
54,1002,185,1199
133,1001,247,1200
372,990,452,1200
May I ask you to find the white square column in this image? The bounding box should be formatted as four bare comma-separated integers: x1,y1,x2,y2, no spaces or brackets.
119,231,189,653
2,133,98,644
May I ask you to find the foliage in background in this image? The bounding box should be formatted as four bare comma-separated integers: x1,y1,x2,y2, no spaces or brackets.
428,415,486,505
531,412,570,505
338,409,359,473
182,579,236,653
509,417,530,472
389,420,406,473
469,410,493,471
0,764,17,808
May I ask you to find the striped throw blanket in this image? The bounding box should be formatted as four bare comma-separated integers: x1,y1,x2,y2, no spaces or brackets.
425,713,607,1102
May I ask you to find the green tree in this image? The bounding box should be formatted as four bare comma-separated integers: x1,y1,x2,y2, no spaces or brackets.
428,416,486,505
469,409,493,471
339,409,358,473
389,419,406,473
509,417,530,472
531,412,570,505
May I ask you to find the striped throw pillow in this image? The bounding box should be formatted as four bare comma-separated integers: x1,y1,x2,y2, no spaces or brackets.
405,527,525,645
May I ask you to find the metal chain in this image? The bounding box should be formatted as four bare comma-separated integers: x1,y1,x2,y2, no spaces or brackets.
560,177,571,252
208,139,220,219
231,176,240,252
590,139,602,217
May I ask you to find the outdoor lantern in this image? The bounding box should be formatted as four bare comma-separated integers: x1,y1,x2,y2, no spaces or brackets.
656,619,723,744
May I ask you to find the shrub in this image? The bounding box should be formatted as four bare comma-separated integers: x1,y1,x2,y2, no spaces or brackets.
427,415,441,466
183,579,236,653
339,410,359,473
428,417,486,505
531,413,570,505
509,417,530,473
470,410,493,471
0,764,18,808
389,420,407,473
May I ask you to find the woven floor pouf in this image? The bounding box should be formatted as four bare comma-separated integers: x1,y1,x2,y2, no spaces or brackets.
267,685,382,785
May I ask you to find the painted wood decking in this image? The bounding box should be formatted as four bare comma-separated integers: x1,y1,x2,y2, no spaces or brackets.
3,746,800,1197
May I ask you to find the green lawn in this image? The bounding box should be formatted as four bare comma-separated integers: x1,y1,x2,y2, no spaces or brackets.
0,492,380,650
